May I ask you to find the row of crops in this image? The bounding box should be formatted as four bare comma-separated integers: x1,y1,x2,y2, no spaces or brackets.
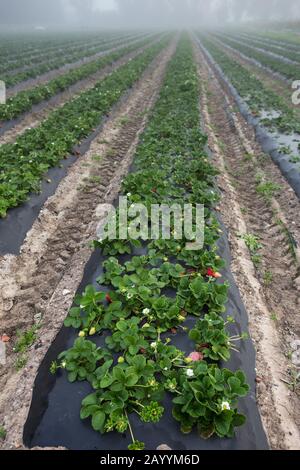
0,34,158,121
0,36,169,218
197,32,300,198
216,33,300,64
0,31,137,61
0,32,138,75
229,33,300,60
211,32,300,81
0,32,94,56
2,33,149,88
46,36,250,450
199,35,300,134
0,32,143,73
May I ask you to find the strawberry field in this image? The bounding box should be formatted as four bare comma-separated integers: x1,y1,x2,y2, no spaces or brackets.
0,20,300,455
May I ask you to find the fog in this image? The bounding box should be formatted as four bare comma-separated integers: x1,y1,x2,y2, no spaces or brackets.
0,0,300,29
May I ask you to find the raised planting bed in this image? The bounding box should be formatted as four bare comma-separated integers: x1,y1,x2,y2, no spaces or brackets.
24,37,268,451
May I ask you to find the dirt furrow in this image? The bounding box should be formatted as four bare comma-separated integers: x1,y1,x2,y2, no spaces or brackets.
0,38,177,450
193,40,300,450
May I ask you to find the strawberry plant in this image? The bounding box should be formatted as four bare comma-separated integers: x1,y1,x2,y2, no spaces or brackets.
171,362,249,438
189,313,247,361
53,338,112,383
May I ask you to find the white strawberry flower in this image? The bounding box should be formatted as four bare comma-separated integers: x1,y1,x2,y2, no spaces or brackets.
186,369,194,378
221,401,231,411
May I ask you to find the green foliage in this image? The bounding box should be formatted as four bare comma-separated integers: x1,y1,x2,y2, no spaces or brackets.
200,35,300,135
256,181,281,201
0,34,151,97
14,325,39,353
189,313,232,361
128,441,145,451
58,338,111,383
171,363,249,438
0,426,6,440
0,37,169,217
241,233,263,267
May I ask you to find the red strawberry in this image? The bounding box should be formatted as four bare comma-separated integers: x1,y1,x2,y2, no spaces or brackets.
207,268,222,279
105,294,112,304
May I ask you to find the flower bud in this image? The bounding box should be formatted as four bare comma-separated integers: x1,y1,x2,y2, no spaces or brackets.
89,327,96,336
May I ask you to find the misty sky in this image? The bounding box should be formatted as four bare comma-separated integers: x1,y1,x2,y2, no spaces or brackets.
0,0,299,28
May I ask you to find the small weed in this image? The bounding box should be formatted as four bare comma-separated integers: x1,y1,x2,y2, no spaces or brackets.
243,152,253,161
270,312,278,322
275,218,297,261
0,426,6,440
256,181,281,202
118,116,130,126
106,148,115,157
14,325,38,354
241,233,263,267
15,355,28,371
281,367,300,393
242,233,262,253
218,140,226,152
255,172,264,184
263,270,273,286
279,145,292,155
287,351,293,361
289,155,300,164
251,254,262,267
240,207,248,215
14,324,39,370
91,155,102,162
89,175,101,184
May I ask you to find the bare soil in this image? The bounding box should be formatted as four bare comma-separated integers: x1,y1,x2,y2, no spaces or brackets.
193,40,300,450
0,39,177,450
